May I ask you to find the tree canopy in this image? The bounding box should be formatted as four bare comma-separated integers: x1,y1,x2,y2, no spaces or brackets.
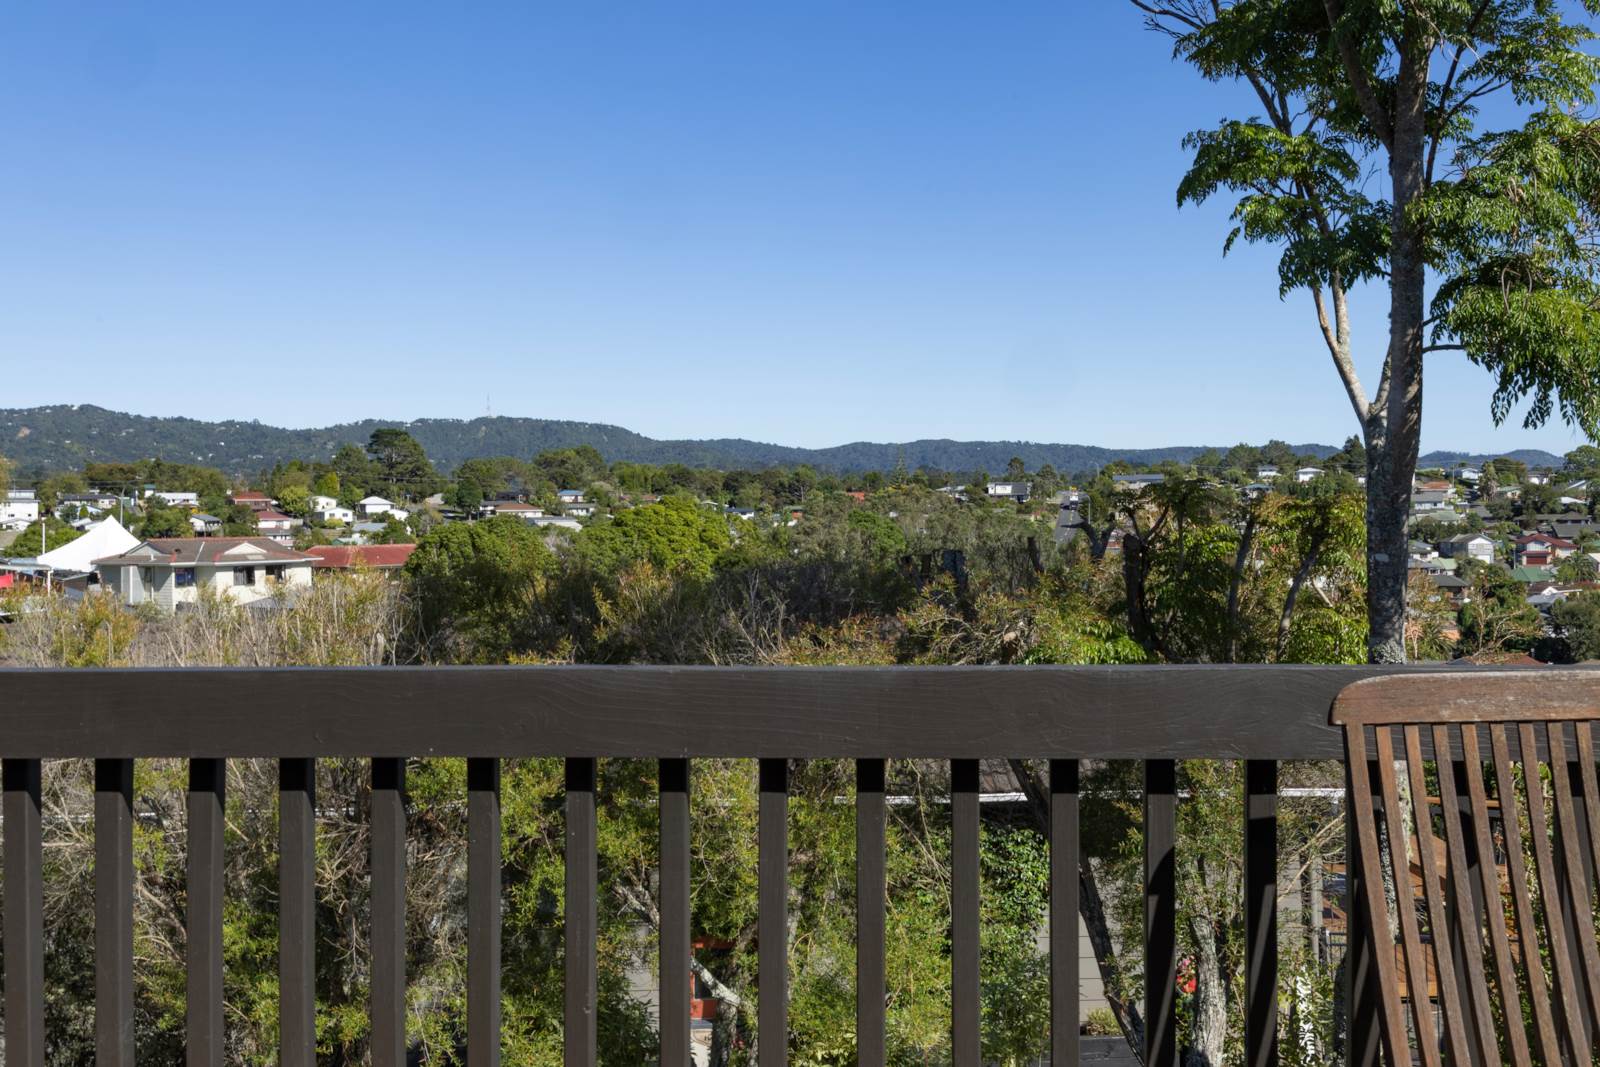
1138,0,1600,660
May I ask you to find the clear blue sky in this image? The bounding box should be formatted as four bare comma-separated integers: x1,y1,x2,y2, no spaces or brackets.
1,2,1591,456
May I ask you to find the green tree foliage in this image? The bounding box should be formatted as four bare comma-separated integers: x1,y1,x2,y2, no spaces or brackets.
366,428,441,502
576,498,732,582
404,516,555,660
1458,560,1544,655
138,506,191,539
1553,590,1600,661
1139,0,1600,661
13,516,82,555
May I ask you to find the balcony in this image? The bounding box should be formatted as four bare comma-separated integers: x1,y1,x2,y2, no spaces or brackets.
0,664,1582,1066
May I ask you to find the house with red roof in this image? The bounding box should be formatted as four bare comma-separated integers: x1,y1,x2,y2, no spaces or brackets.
304,544,416,574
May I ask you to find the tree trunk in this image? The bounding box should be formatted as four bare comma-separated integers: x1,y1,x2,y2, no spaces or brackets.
1183,918,1228,1067
1365,35,1431,665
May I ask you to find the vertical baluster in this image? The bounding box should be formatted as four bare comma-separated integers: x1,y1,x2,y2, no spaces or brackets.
3,758,44,1067
278,759,316,1067
659,759,691,1067
370,757,407,1067
856,759,886,1067
187,759,226,1067
758,758,789,1067
1145,760,1177,1067
565,758,597,1067
1244,759,1278,1067
96,758,135,1067
950,759,980,1067
1050,759,1079,1067
468,758,501,1067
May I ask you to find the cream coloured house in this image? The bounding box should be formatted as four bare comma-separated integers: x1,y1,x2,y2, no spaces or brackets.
94,537,314,614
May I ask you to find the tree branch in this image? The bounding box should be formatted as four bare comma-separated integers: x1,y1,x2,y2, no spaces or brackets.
1322,0,1395,149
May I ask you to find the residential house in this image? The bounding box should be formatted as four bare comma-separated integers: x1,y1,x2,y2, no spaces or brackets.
726,507,756,520
188,513,223,536
228,491,274,511
339,521,390,544
1508,564,1556,585
1457,467,1482,483
61,491,120,511
1410,489,1454,514
563,502,599,519
310,495,340,513
1438,533,1495,564
255,510,297,545
312,505,356,525
94,537,315,613
1514,533,1578,568
530,516,582,531
305,544,416,574
147,490,199,508
1295,467,1324,483
487,501,545,520
359,496,409,520
1,489,40,531
985,481,1031,503
1256,466,1280,481
1112,473,1165,492
557,489,586,505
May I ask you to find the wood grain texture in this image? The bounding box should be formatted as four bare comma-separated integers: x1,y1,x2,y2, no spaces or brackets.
1332,669,1600,725
0,664,1485,759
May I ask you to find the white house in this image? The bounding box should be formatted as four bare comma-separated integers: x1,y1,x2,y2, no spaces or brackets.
985,481,1031,502
310,495,340,513
563,502,598,519
1438,533,1495,564
487,501,545,520
255,509,298,545
1,489,40,531
1295,467,1324,483
189,513,223,536
1256,466,1280,481
94,537,315,614
312,505,356,525
147,490,199,508
358,495,409,520
557,489,586,504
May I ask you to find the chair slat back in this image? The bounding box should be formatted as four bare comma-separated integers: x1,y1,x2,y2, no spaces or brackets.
1333,672,1600,1067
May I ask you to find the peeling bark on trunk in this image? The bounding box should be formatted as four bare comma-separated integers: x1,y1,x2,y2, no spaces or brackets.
1183,917,1228,1067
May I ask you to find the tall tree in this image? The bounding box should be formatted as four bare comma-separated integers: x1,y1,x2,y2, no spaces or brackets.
1134,0,1600,661
365,429,440,501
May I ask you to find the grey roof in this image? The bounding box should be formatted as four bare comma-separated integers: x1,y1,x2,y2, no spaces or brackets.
94,537,314,568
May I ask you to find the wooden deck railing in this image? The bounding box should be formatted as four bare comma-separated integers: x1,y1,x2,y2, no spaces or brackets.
0,664,1541,1066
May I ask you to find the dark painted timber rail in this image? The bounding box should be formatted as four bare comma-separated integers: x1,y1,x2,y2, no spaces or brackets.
0,664,1569,1067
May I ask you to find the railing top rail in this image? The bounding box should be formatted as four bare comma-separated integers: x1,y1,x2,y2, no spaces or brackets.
1330,670,1600,726
0,663,1546,760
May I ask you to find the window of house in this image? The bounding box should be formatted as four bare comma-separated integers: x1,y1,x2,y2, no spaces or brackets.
266,565,285,583
175,568,196,587
234,567,255,587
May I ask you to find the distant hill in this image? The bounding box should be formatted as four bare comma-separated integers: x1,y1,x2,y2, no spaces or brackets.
0,404,1568,478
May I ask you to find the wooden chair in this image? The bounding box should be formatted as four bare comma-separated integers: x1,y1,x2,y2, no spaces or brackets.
1333,672,1600,1067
